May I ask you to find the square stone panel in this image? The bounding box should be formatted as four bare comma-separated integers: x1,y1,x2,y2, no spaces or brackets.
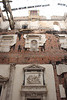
25,72,43,86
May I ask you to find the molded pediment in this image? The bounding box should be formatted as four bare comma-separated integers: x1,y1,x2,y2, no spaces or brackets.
23,64,45,71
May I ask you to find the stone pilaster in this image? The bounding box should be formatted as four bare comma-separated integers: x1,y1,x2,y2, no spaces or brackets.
5,63,16,100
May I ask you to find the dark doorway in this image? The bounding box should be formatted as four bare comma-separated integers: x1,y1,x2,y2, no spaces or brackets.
27,99,41,100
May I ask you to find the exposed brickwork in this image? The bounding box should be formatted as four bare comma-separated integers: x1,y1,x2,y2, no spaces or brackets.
0,31,67,100
0,32,67,64
57,73,67,100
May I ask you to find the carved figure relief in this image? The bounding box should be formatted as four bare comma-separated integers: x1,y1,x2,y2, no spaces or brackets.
25,72,43,85
27,74,41,84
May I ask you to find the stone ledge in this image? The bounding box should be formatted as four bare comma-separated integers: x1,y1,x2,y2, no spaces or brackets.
21,85,47,93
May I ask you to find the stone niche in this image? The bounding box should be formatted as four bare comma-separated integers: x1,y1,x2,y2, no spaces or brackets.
24,34,46,51
0,34,17,52
21,64,47,100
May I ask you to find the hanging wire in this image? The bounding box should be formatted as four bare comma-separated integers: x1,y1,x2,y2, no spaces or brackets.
2,4,50,12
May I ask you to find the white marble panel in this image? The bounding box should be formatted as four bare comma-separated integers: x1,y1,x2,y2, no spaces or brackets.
0,34,17,52
58,34,67,49
25,72,43,86
59,84,66,98
24,34,46,49
56,64,67,75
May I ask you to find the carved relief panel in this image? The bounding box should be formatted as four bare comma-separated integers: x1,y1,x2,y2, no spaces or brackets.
23,64,45,86
21,65,47,100
25,72,43,86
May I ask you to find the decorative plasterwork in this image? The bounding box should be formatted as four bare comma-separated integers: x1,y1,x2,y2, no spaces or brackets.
21,86,47,100
0,34,17,52
23,64,45,71
23,64,45,86
21,64,47,100
21,85,47,94
23,34,46,51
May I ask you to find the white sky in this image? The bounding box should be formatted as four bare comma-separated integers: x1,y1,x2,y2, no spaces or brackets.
0,0,67,18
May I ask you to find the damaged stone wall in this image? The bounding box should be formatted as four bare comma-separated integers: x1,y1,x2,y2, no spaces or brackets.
24,34,46,50
0,34,17,52
12,64,57,100
0,21,9,31
0,64,10,100
0,31,67,64
14,20,67,30
56,64,67,100
0,9,67,100
58,34,67,49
